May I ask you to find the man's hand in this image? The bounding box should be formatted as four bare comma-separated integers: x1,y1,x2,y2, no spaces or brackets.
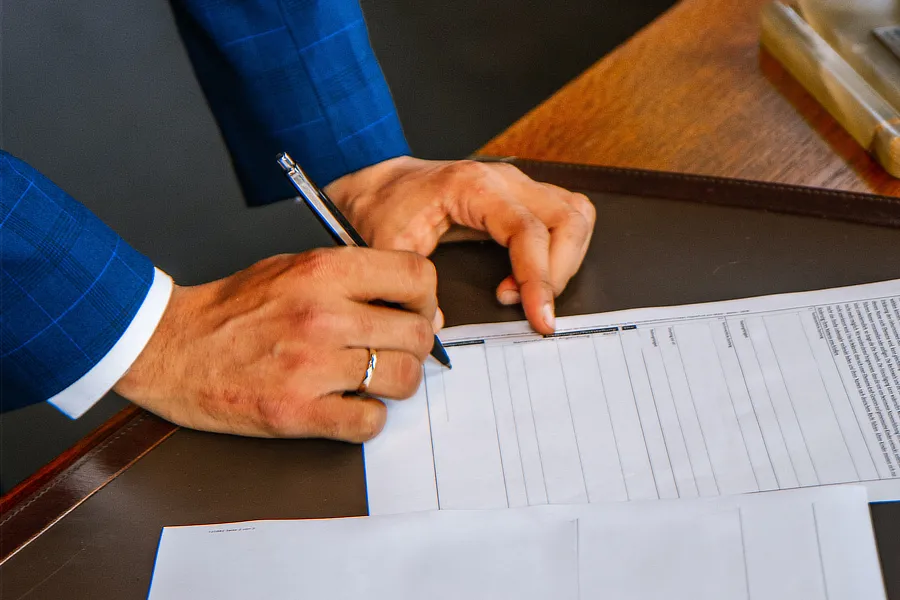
114,248,441,443
324,157,596,335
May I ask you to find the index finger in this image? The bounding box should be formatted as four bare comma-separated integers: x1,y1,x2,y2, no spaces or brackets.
326,247,439,322
471,198,556,334
533,185,595,295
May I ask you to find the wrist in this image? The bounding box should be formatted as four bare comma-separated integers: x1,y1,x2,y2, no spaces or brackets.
112,283,193,406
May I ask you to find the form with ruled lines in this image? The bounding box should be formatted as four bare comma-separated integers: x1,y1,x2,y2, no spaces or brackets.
364,280,900,515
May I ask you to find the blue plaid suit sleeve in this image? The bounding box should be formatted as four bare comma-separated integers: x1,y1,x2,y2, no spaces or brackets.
1,2,404,412
0,151,155,411
170,0,412,206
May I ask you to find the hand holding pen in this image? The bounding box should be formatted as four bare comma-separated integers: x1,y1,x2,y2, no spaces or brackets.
278,153,452,372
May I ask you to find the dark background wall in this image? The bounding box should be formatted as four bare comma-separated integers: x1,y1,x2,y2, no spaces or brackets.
0,0,676,492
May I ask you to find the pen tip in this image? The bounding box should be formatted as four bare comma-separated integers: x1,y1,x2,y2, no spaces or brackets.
432,338,452,369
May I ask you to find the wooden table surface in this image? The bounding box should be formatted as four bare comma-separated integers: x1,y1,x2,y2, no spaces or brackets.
479,0,900,197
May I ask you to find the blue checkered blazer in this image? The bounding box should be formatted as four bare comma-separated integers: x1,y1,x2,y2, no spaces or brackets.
1,0,410,411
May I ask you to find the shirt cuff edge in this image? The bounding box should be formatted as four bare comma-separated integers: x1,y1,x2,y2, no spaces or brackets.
48,268,174,419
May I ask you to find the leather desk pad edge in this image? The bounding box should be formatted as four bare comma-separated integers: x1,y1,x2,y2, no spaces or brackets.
2,159,897,564
0,409,178,564
500,158,900,228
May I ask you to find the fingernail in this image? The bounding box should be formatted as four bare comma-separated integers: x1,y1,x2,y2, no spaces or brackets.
542,303,556,330
498,290,521,305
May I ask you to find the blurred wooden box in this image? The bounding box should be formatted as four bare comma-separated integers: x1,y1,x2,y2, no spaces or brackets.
761,1,900,177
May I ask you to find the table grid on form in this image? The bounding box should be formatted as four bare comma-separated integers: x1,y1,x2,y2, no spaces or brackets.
364,282,900,515
427,300,899,509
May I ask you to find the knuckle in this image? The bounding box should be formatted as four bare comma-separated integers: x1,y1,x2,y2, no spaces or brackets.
395,353,424,396
418,256,438,291
518,213,550,241
257,253,293,271
296,248,342,281
439,160,496,200
445,159,489,180
296,307,341,338
355,311,376,339
293,309,316,336
351,403,386,441
564,208,592,238
412,317,434,356
296,248,330,278
257,398,294,436
401,251,423,279
571,193,596,222
307,404,342,440
403,252,437,290
492,160,521,175
272,343,307,372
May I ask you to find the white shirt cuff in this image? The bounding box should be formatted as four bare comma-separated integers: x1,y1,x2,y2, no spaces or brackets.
48,268,174,419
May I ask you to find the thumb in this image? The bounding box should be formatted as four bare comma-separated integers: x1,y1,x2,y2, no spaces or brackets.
496,275,521,305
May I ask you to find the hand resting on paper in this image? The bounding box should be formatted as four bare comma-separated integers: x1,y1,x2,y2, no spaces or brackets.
325,157,596,335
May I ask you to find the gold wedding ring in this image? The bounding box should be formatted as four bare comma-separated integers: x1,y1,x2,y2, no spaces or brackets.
358,349,378,394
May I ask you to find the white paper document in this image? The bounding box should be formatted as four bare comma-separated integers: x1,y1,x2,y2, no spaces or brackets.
148,510,579,600
546,486,886,600
365,280,900,514
147,487,886,600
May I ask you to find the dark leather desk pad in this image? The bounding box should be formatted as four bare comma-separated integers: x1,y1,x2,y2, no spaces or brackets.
2,164,900,598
